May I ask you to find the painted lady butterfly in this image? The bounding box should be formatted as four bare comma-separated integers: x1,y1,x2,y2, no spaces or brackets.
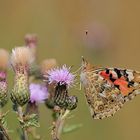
80,57,140,119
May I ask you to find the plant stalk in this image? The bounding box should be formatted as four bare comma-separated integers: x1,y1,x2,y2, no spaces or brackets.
17,106,28,140
51,110,70,140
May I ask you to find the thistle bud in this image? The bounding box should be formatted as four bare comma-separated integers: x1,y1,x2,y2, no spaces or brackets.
66,95,78,110
41,59,57,108
54,82,68,108
0,49,9,107
25,34,37,48
25,34,38,57
10,47,34,106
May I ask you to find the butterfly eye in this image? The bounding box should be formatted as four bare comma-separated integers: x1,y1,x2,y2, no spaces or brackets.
111,99,114,103
98,104,104,111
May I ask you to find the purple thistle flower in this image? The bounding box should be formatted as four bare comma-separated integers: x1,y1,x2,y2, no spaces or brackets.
0,72,6,79
29,83,48,103
46,65,75,87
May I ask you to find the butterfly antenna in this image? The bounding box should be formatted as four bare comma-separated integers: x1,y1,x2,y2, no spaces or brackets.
73,80,82,91
81,56,88,67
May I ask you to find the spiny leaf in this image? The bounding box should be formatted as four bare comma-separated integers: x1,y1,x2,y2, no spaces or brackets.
0,111,9,129
19,114,40,129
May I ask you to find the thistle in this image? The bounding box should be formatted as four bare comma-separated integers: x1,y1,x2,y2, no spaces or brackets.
29,83,48,104
10,47,34,106
66,95,78,110
0,49,9,107
0,49,10,140
25,34,38,57
45,65,78,140
25,83,48,139
45,65,77,110
24,34,41,81
26,83,48,115
41,59,57,108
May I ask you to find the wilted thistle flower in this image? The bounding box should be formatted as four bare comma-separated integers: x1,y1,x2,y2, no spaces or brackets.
45,65,77,110
25,34,38,57
25,34,38,48
10,47,34,106
25,34,42,81
40,58,57,75
0,49,9,107
41,59,57,106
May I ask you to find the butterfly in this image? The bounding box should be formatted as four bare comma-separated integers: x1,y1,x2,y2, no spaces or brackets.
80,57,140,119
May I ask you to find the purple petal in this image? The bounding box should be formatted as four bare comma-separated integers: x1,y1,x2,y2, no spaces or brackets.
47,65,75,87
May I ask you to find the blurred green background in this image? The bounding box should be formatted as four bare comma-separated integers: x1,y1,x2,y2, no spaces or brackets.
1,0,140,140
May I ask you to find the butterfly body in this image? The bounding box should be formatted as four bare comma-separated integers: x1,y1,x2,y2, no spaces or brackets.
80,58,140,119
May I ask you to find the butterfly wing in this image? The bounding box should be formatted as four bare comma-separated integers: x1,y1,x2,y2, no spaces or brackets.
81,65,140,119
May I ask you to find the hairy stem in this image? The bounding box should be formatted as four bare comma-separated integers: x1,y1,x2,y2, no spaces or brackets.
17,106,28,140
25,102,41,140
51,110,70,140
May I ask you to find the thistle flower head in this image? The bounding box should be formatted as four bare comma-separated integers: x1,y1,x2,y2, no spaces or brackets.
46,65,75,87
41,58,57,74
0,49,9,107
0,49,9,71
10,47,34,106
11,46,34,68
29,83,48,103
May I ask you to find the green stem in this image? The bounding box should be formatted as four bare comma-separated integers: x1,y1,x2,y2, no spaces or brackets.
25,102,41,140
17,106,28,140
51,110,70,140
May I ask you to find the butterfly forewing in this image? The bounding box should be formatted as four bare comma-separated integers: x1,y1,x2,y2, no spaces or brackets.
80,59,140,119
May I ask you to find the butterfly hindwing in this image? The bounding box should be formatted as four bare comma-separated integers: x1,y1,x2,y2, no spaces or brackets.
80,59,140,119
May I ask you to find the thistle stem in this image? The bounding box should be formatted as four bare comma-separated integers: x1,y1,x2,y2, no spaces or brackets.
0,108,11,140
25,102,41,140
51,110,70,140
17,106,28,140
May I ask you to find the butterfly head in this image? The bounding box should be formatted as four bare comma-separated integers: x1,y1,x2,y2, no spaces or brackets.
81,56,95,72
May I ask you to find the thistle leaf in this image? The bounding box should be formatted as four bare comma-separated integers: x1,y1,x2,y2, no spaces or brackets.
0,111,9,129
19,114,40,129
